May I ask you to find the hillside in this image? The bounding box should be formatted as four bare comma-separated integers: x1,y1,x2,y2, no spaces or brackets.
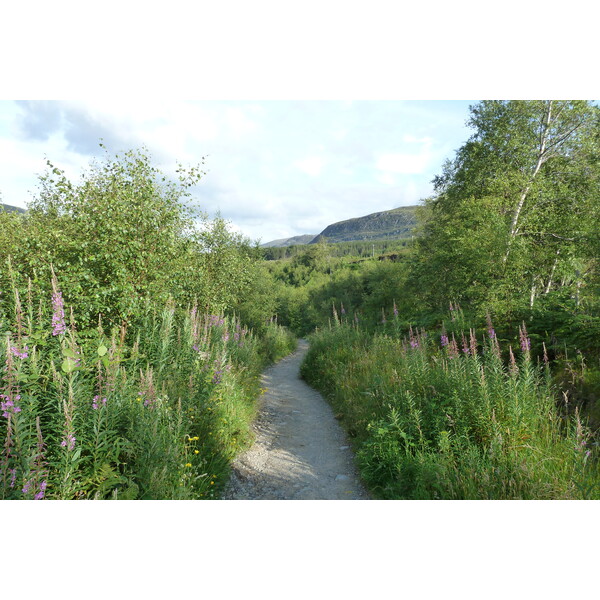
261,234,317,248
310,205,418,244
261,205,419,247
1,203,26,214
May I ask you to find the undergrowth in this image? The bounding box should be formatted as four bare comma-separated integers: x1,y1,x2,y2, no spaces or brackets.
301,307,600,499
0,276,295,500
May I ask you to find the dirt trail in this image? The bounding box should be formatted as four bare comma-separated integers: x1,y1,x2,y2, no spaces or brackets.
223,339,369,500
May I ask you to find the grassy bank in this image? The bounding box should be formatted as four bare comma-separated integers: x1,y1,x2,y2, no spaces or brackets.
301,312,599,499
0,277,295,500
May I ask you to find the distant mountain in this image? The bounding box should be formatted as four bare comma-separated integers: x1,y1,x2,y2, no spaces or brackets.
261,234,318,248
1,203,26,214
310,206,418,244
260,205,419,248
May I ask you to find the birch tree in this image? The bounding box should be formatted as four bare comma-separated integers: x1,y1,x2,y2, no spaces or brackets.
413,100,600,315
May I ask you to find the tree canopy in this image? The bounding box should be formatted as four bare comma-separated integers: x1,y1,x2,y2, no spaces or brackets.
411,100,600,318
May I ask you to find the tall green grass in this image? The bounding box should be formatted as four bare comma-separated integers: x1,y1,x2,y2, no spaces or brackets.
301,309,599,499
0,276,295,500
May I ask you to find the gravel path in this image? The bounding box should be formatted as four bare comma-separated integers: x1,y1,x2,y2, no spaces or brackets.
222,339,370,500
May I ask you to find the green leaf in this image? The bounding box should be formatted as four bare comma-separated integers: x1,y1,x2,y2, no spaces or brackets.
97,345,108,357
61,358,77,374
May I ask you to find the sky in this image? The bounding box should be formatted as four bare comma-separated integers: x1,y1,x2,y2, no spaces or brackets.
0,99,475,243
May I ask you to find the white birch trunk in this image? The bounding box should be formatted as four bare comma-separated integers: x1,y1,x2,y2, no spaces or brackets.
544,249,561,294
503,101,554,265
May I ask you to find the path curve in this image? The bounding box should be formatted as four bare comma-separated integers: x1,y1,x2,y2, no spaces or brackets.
223,339,369,500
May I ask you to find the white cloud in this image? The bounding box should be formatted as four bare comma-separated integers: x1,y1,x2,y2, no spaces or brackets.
293,156,326,177
225,107,258,138
331,127,348,140
402,134,433,144
375,135,436,176
375,153,429,175
375,171,396,185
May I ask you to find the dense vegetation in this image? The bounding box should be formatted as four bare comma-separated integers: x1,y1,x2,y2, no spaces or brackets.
262,237,411,261
270,100,600,499
0,147,295,500
3,100,599,500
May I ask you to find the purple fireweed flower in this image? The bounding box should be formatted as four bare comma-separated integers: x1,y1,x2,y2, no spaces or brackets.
52,291,67,336
440,334,449,347
1,395,22,418
519,323,531,353
9,468,16,488
91,395,107,410
32,480,47,500
22,480,32,495
212,370,223,385
461,334,469,355
408,326,419,349
222,332,230,342
10,346,29,360
61,433,76,450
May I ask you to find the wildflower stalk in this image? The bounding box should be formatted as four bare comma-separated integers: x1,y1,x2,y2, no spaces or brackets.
51,268,67,336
